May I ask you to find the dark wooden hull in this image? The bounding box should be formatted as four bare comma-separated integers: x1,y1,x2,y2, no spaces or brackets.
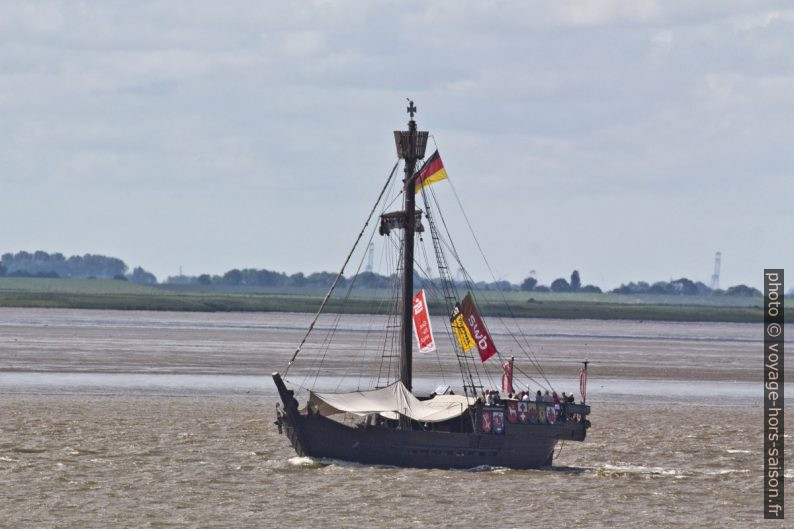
273,373,589,470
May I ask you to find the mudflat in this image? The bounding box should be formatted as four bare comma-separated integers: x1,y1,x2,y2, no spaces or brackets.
0,307,770,383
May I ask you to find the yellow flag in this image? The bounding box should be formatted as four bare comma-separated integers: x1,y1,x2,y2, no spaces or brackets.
450,308,475,353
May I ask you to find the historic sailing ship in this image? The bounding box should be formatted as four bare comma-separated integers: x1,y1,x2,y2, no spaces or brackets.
272,102,591,469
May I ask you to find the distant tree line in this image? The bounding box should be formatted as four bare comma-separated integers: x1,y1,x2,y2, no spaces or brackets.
0,250,765,297
166,266,555,292
519,269,760,297
520,270,602,293
167,269,420,290
610,279,761,297
167,268,351,288
0,251,157,284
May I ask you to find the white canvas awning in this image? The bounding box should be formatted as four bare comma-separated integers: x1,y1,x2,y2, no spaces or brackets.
308,382,475,423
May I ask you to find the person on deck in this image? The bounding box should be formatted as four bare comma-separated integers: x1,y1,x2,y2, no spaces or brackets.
560,392,569,421
536,390,542,402
522,391,530,402
543,390,552,403
552,392,561,420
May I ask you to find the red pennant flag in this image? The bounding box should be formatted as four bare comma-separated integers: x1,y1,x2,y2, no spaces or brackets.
412,289,435,353
460,292,498,362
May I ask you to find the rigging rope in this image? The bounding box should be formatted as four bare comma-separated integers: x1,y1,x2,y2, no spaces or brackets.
441,176,555,390
375,238,403,389
283,161,400,378
283,148,559,398
419,189,486,398
305,167,403,392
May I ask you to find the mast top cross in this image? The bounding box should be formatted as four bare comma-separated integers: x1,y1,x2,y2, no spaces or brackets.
406,99,417,119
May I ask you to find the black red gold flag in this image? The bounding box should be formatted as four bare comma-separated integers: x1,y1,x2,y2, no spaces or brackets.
413,150,448,193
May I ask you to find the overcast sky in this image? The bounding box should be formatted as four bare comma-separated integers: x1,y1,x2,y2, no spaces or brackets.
1,1,792,289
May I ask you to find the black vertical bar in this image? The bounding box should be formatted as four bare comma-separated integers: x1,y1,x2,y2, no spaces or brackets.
400,119,418,393
764,269,784,519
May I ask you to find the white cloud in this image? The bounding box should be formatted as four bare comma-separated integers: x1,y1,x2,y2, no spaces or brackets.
650,29,674,52
0,1,791,287
280,30,326,57
729,8,794,31
555,0,662,26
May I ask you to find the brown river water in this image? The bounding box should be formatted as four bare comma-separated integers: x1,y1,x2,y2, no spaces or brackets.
0,308,790,528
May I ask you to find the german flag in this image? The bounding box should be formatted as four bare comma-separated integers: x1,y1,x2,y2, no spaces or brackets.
414,150,448,193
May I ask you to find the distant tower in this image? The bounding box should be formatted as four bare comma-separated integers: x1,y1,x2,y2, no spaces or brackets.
710,252,721,290
365,243,374,273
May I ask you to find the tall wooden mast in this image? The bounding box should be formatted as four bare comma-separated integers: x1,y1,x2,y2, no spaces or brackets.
394,101,428,392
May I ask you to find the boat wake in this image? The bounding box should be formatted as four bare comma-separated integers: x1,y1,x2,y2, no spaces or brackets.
457,464,509,473
287,456,317,467
596,463,680,477
283,456,404,471
590,463,752,479
278,459,591,474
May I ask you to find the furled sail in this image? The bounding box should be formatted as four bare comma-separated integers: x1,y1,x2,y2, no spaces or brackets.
308,382,475,423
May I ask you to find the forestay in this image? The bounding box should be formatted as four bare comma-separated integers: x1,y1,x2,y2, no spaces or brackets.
308,382,475,423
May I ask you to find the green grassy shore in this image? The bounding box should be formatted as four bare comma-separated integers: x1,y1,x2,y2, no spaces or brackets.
0,277,776,323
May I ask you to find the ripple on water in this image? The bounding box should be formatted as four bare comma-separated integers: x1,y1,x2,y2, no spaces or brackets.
10,447,47,454
595,463,682,477
700,469,750,476
0,393,764,528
